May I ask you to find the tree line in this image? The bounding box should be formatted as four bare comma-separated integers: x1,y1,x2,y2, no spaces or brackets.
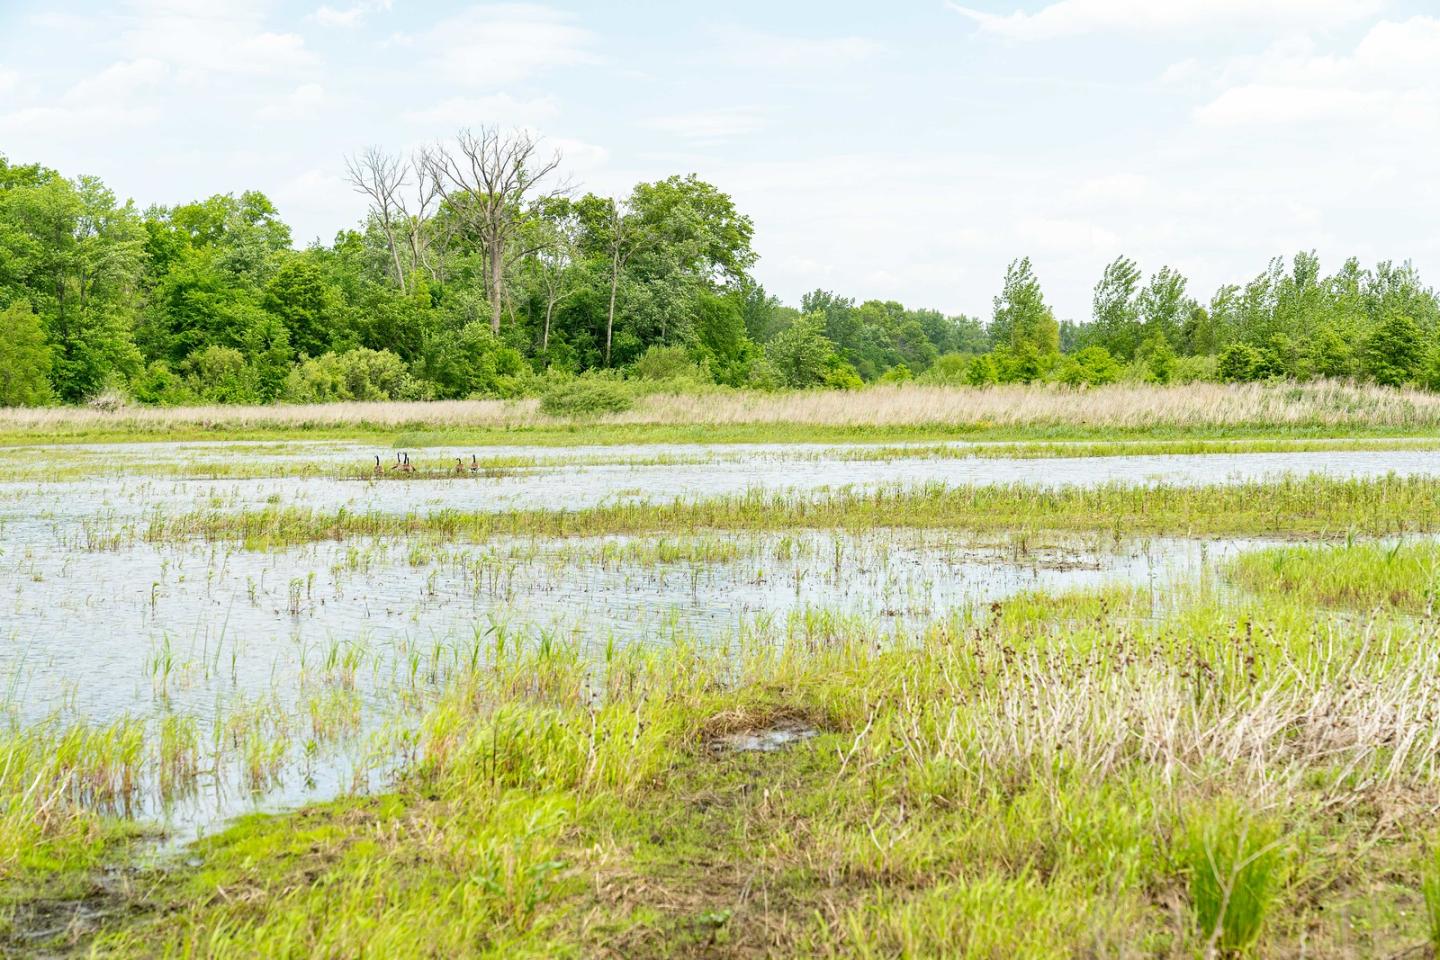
2,130,1438,408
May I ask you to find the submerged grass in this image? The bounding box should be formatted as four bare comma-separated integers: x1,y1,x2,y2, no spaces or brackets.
142,474,1440,549
6,434,1440,484
15,585,1437,956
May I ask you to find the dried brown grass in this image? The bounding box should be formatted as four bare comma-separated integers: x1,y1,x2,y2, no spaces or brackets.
4,380,1440,435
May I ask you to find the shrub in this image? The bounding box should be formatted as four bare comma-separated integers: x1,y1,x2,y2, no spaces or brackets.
183,345,260,404
1055,345,1121,387
765,314,835,388
539,375,634,418
1139,332,1176,384
1217,343,1264,383
824,362,865,389
917,353,971,386
1366,309,1424,387
131,361,195,406
419,321,530,399
875,364,912,385
965,354,999,387
281,348,421,403
629,345,713,387
1171,354,1219,384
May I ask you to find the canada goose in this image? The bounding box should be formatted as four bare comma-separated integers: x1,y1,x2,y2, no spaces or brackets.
469,454,479,476
398,452,415,475
373,455,383,477
454,458,465,476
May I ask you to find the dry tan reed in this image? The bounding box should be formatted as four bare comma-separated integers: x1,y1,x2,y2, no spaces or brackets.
2,380,1440,434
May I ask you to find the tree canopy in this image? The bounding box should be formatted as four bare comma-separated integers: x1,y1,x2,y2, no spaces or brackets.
2,144,1439,407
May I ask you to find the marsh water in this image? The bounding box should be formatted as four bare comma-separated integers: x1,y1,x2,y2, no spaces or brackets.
2,438,1432,841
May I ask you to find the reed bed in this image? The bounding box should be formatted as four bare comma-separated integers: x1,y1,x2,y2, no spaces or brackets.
5,380,1440,441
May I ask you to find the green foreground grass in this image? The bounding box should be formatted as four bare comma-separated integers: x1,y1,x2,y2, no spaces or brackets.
144,474,1440,548
9,573,1440,958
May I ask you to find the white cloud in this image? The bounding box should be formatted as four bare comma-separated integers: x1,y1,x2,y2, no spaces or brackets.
256,83,328,121
119,0,315,76
308,0,392,29
0,68,18,96
65,58,170,104
948,0,1381,40
549,137,609,174
0,58,169,140
642,107,765,142
423,5,597,87
403,93,560,129
1192,16,1440,131
719,28,881,70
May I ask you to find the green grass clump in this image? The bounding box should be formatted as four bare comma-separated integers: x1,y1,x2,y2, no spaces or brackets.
1230,539,1440,612
1181,804,1288,957
1423,843,1440,953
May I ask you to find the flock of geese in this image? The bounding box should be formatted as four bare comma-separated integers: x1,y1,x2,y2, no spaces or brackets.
373,453,484,477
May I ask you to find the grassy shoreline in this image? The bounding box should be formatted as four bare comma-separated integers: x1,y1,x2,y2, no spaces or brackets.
10,580,1439,957
5,380,1440,447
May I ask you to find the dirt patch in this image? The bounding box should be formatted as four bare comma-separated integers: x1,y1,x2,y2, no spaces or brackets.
1,868,143,958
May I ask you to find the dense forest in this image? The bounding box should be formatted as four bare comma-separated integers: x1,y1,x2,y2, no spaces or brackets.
2,129,1439,408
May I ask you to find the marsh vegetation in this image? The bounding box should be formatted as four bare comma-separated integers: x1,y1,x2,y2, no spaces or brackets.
3,430,1440,957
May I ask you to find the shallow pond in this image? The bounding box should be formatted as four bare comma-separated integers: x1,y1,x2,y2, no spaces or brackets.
8,441,1440,525
0,437,1430,841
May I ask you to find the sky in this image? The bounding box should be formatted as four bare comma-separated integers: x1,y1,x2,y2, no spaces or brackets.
1,0,1438,321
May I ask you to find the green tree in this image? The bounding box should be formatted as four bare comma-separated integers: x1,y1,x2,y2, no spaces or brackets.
990,258,1058,354
263,256,342,359
1091,256,1142,359
1365,309,1424,386
1138,332,1175,384
1137,267,1193,349
0,302,53,406
765,314,835,388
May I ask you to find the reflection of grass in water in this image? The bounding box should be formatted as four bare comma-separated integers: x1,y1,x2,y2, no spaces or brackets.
41,586,1440,956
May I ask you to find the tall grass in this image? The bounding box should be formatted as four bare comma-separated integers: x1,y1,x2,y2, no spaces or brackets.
6,380,1440,440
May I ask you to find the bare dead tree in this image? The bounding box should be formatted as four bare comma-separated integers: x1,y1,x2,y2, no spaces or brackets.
346,148,446,295
345,148,410,294
403,151,443,286
422,127,565,335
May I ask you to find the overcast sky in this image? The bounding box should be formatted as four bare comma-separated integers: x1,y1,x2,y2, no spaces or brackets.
1,0,1437,320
